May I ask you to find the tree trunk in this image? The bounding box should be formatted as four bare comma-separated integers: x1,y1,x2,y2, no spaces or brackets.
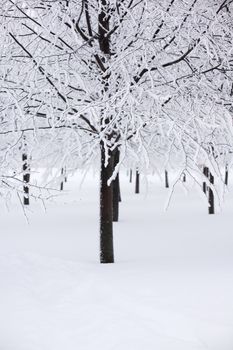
100,143,114,263
225,164,228,186
22,153,30,205
98,0,114,263
64,166,68,183
165,170,169,188
113,175,120,222
135,170,140,194
60,167,64,191
203,166,209,194
118,176,121,202
113,148,120,222
203,166,214,214
129,169,132,183
208,172,214,215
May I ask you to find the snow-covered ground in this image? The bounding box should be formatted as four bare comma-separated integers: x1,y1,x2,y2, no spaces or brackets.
0,172,233,350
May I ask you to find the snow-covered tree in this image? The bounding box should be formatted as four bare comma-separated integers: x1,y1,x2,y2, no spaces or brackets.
1,0,233,261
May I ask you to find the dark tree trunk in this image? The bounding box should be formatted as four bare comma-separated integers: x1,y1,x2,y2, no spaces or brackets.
203,166,209,194
129,169,132,183
118,176,121,202
113,175,119,222
113,148,120,222
135,170,140,194
22,153,30,205
100,143,114,263
60,167,64,191
98,0,115,263
208,172,214,215
203,166,214,214
225,164,228,186
60,181,64,191
165,170,169,188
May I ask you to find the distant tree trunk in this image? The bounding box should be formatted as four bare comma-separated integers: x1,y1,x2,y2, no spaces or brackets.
203,166,209,194
203,166,214,214
60,167,64,191
64,166,68,183
165,170,169,188
129,169,132,183
100,142,114,263
113,148,120,222
208,171,214,215
135,170,140,194
225,164,228,186
22,153,30,205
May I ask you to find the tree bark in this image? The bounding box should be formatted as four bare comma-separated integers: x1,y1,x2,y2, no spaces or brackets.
100,143,114,263
129,169,132,183
208,172,214,215
64,166,68,183
98,0,115,263
60,167,64,191
203,166,214,214
113,148,120,222
203,166,209,194
135,170,140,194
118,176,121,202
22,153,30,205
165,170,169,188
225,164,228,186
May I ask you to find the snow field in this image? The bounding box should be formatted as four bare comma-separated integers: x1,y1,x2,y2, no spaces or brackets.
0,173,233,350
